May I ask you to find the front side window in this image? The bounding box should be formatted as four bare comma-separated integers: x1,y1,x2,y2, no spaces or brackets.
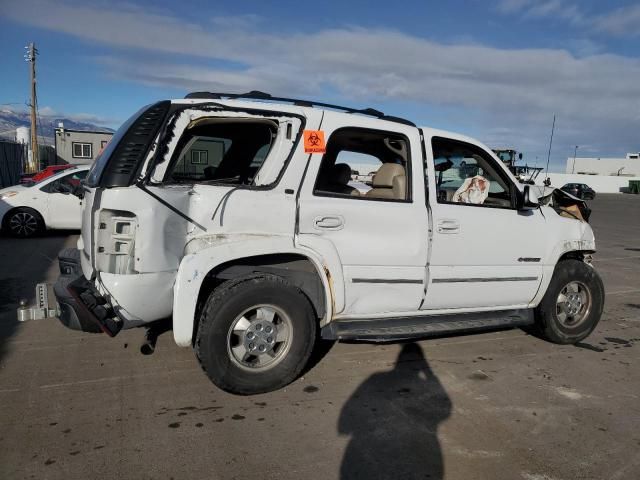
432,137,513,208
164,120,276,185
72,142,92,159
314,128,411,201
42,170,88,193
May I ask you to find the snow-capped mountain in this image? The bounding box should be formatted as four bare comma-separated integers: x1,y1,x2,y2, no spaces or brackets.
0,108,114,144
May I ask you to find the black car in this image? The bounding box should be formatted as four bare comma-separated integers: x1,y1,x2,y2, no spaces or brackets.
560,183,596,200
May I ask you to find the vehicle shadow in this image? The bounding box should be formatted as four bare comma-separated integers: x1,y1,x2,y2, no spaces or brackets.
338,342,452,480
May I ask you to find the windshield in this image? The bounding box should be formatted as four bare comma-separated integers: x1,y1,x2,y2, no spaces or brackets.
85,105,150,187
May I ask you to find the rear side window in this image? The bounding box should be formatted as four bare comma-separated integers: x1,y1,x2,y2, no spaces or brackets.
164,120,276,185
313,127,411,201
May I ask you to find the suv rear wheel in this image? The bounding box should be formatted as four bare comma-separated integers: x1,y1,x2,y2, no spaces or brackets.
533,259,604,344
195,273,316,395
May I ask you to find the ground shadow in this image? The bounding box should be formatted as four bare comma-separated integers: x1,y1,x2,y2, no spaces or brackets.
338,343,451,480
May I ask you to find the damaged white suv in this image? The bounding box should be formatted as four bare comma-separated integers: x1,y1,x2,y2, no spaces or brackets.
52,91,604,394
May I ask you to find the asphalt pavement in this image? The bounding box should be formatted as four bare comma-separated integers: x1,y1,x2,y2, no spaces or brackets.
1,194,639,480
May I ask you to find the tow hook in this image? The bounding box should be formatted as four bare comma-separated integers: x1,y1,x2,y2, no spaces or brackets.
140,319,171,355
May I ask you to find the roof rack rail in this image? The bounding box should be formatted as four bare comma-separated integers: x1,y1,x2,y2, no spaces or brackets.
184,90,416,127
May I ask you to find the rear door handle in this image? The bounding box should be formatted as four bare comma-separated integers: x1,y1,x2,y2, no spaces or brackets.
437,219,460,234
314,216,344,230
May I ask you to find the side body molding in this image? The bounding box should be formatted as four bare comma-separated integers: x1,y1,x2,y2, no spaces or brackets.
172,236,336,347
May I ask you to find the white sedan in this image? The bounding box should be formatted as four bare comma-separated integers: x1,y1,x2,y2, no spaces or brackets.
0,165,90,237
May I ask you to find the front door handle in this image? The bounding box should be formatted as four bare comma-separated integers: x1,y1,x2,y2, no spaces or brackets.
314,216,344,230
437,219,460,234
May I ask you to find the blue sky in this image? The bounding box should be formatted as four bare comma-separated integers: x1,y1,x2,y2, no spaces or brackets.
1,0,639,172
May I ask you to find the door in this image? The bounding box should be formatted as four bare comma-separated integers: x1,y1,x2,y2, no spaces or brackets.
297,113,429,316
423,135,545,310
42,170,87,229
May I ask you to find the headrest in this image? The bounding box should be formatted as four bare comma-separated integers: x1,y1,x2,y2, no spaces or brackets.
373,163,405,188
331,163,352,185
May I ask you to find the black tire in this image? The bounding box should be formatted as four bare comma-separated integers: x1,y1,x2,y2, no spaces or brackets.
2,207,45,237
195,273,317,395
533,259,604,344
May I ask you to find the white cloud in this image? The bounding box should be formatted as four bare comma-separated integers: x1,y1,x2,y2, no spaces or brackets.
2,0,639,165
496,0,640,37
496,0,536,14
593,4,640,35
524,0,585,24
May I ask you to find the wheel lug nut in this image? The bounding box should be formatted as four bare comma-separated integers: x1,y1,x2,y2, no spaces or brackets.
267,336,273,343
249,343,255,350
246,332,254,340
259,345,266,352
256,324,262,331
265,326,272,333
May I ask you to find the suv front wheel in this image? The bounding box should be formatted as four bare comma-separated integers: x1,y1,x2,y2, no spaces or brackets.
195,273,317,395
534,259,604,344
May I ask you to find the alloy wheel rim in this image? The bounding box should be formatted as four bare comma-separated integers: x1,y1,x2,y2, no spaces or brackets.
556,281,591,328
9,212,37,236
226,304,293,371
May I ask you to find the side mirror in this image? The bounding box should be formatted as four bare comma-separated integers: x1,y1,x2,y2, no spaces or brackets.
72,184,85,199
434,158,453,172
519,185,539,210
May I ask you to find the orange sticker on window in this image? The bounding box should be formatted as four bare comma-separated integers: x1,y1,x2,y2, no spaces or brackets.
303,130,326,153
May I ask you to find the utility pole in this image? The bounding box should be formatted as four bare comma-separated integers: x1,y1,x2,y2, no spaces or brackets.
24,42,39,173
571,145,579,174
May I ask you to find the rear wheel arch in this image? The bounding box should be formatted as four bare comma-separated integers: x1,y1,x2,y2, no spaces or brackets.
192,253,329,346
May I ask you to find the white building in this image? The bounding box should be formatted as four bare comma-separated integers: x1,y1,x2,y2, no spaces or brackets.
566,153,640,176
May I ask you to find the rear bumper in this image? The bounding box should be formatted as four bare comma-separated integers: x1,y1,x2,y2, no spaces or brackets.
53,248,122,336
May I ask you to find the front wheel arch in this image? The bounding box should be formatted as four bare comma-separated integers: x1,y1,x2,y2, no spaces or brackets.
533,258,604,344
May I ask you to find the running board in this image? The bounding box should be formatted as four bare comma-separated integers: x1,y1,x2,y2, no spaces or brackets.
321,309,535,341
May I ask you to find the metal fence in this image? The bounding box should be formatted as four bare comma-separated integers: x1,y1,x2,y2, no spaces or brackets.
0,140,27,189
0,142,60,188
39,145,57,168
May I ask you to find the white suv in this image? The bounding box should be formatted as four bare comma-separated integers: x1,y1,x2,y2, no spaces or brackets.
52,92,604,394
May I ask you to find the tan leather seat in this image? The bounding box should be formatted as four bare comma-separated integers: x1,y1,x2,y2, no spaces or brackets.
366,163,406,200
